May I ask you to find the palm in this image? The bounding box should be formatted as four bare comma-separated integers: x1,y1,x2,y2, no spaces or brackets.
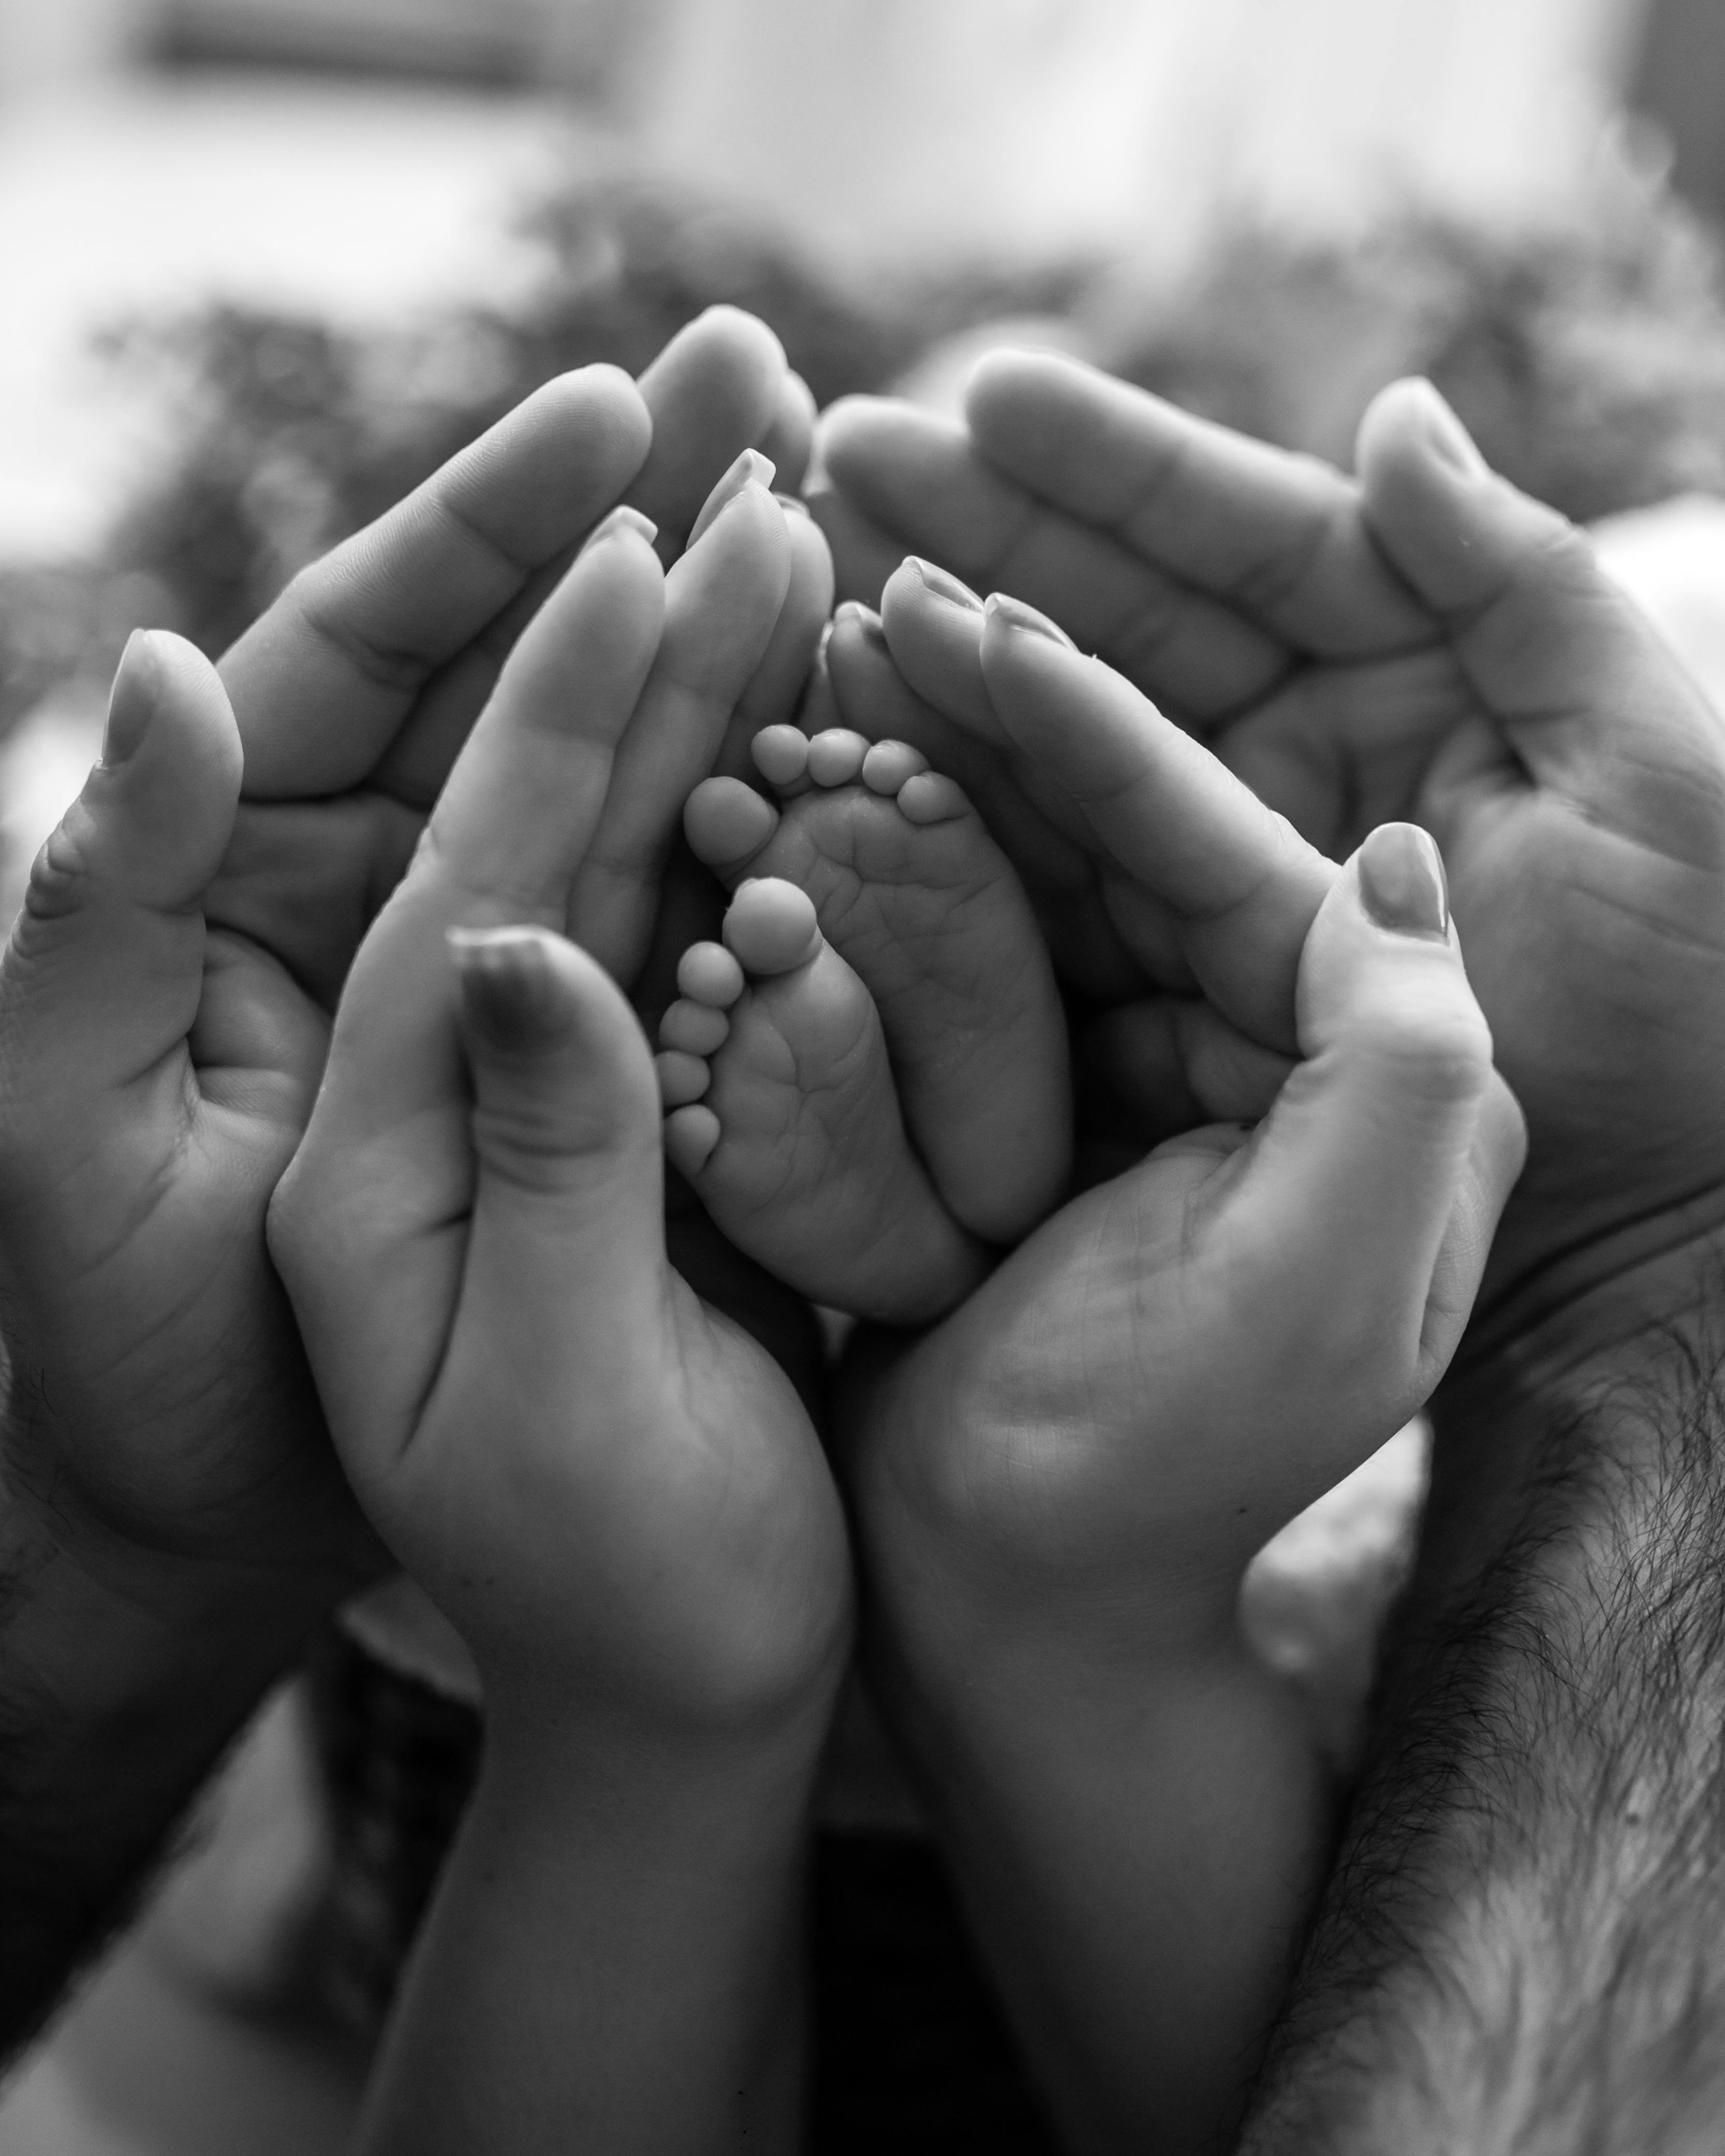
818,358,1725,1297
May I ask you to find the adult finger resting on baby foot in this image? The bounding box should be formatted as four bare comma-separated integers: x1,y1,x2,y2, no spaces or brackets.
978,592,1335,1050
1235,822,1522,1379
567,479,793,983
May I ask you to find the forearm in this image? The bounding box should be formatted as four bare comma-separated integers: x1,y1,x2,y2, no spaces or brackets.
358,1704,829,2156
1242,1263,1725,2153
867,1559,1335,2156
0,1497,333,2053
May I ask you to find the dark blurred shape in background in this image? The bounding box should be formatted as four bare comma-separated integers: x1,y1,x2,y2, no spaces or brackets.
1634,0,1725,227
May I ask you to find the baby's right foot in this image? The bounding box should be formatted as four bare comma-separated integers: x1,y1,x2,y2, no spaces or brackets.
657,880,990,1324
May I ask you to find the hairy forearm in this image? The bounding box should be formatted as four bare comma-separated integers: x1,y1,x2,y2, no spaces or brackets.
1242,1282,1725,2154
358,1705,827,2156
0,1496,333,2055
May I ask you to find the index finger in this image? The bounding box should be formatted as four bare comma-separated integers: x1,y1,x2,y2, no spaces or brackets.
815,393,1291,723
965,350,1431,659
978,596,1336,1050
224,366,652,801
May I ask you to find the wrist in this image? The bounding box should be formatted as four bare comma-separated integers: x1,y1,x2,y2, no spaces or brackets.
1423,1219,1725,1599
478,1686,836,1855
1463,1192,1725,1381
0,1468,337,1744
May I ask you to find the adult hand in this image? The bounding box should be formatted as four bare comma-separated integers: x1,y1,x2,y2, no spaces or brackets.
837,603,1522,2154
0,307,809,1606
816,358,1725,1315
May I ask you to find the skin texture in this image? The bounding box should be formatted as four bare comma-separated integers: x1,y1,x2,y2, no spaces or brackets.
268,510,849,2156
660,721,1070,1321
829,594,1523,2153
0,306,820,2055
819,358,1725,2147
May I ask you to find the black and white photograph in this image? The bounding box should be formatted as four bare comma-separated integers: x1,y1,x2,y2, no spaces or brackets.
3,3,1724,2150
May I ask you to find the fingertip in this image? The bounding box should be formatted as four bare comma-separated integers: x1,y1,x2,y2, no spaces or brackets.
688,449,779,550
689,302,789,378
450,925,576,1055
101,628,163,767
1356,377,1488,489
1355,823,1450,943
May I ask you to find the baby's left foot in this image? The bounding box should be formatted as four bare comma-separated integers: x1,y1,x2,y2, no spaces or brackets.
656,880,991,1323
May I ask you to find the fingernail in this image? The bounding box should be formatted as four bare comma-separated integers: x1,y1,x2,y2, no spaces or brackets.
579,504,659,558
688,448,777,548
774,491,812,521
984,590,1075,648
834,600,890,654
1409,379,1488,479
101,629,159,767
449,926,566,1049
1358,823,1450,940
908,557,983,613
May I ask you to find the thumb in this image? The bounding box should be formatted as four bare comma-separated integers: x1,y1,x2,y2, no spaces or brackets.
2,631,242,1101
452,926,670,1367
1357,378,1725,866
1233,822,1524,1411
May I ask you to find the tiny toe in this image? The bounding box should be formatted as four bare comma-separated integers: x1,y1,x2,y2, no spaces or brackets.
896,771,970,825
684,776,779,868
656,1050,712,1109
665,1104,722,1179
861,739,930,795
723,878,823,975
659,998,731,1056
806,729,870,788
676,942,746,1009
751,725,812,789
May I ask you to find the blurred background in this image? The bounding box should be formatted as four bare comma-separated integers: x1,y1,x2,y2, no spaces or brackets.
8,3,1725,2149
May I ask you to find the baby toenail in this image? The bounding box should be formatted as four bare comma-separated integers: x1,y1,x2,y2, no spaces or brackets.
897,773,968,825
751,725,812,788
862,740,930,795
806,730,869,787
676,942,746,1008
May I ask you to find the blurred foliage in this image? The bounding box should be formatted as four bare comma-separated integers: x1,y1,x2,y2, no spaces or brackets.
8,165,1725,736
1097,181,1725,524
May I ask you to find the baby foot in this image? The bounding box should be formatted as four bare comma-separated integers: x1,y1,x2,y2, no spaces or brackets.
680,725,1071,1244
656,880,990,1324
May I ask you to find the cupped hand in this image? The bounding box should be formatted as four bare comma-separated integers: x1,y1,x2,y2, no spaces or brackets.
843,610,1524,1623
269,513,849,1730
0,309,817,1619
816,355,1725,1311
